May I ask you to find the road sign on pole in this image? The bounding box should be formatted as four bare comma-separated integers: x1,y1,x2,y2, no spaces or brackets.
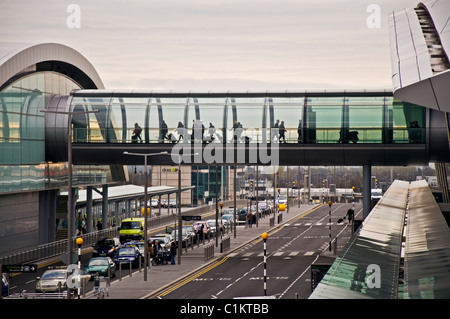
2,264,38,273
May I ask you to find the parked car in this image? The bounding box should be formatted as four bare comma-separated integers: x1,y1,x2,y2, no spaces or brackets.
258,202,271,215
112,246,143,268
169,199,177,207
237,208,248,223
221,214,234,227
122,241,145,256
193,221,212,238
206,219,224,236
149,235,172,249
2,274,8,297
222,207,235,216
35,268,90,293
170,229,191,248
92,237,121,258
151,199,159,208
85,257,116,279
277,195,287,205
182,224,197,244
119,218,145,243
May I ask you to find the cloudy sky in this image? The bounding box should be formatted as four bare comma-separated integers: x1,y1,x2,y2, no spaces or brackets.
0,0,419,91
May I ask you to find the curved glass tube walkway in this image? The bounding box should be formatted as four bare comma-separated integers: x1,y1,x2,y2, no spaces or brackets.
68,90,426,145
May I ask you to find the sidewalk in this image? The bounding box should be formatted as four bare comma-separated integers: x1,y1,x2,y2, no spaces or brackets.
97,204,320,299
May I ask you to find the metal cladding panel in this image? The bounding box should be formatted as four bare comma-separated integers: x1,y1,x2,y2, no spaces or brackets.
309,180,409,299
388,7,433,89
0,43,104,90
422,0,450,58
45,95,70,162
389,2,450,112
405,180,450,299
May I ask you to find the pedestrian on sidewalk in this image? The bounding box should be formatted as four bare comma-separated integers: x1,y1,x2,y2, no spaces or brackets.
147,240,153,265
170,243,177,265
247,211,253,228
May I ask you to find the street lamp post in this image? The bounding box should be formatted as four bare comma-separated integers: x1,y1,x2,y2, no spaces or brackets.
123,151,168,281
172,152,198,265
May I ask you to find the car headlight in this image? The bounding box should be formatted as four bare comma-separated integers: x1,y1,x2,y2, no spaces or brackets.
93,249,98,254
108,248,114,253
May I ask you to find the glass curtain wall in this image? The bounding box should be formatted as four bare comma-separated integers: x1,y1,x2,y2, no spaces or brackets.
0,72,81,192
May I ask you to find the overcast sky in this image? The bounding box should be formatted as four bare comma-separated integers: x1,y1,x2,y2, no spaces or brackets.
0,0,419,91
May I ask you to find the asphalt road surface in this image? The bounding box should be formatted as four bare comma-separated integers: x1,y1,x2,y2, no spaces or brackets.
155,203,362,299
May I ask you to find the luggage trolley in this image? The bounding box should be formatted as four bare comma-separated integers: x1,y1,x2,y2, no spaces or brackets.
152,248,170,265
93,276,109,299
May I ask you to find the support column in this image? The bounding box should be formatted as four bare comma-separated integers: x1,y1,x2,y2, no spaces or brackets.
363,164,371,219
102,184,108,229
86,186,93,233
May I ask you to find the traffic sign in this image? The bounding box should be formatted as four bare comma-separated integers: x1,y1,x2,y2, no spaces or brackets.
2,264,38,273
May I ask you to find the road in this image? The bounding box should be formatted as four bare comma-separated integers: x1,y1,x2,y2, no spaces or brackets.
155,203,361,299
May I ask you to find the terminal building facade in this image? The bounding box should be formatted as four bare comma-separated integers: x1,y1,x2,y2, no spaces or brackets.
0,43,121,256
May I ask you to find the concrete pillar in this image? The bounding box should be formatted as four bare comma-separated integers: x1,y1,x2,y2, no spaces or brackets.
38,189,57,244
102,184,108,229
86,186,93,233
363,164,371,219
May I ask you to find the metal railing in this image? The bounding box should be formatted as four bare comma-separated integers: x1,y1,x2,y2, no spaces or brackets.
72,127,426,145
204,243,215,261
0,227,119,266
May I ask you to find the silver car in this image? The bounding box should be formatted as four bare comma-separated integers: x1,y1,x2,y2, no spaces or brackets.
35,268,90,293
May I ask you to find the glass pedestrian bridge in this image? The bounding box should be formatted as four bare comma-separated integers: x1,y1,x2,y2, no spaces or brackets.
68,90,425,145
45,90,448,166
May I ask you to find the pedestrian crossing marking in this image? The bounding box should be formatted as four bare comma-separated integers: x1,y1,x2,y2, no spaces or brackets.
273,251,284,256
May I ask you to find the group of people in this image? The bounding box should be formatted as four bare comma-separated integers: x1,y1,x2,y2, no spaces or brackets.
131,118,303,144
271,119,288,143
147,239,177,265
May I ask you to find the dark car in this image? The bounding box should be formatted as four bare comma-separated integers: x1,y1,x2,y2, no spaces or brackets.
182,224,197,244
2,274,8,297
85,257,116,279
237,208,248,223
170,229,191,248
92,237,121,258
112,246,143,268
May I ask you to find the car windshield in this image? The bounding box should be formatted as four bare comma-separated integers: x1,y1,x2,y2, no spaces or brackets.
222,215,233,220
42,271,66,280
89,258,109,266
96,239,114,246
118,248,135,255
150,238,166,244
121,221,140,230
171,230,187,237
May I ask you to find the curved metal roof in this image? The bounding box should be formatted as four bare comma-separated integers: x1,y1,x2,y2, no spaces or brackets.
0,42,104,90
389,0,450,112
